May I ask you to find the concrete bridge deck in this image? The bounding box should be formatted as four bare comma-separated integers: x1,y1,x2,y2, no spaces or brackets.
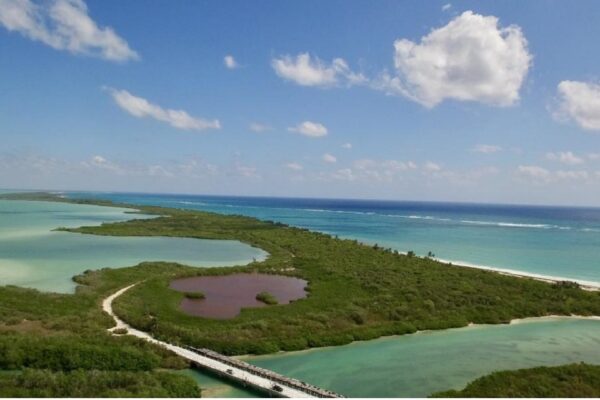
102,284,343,398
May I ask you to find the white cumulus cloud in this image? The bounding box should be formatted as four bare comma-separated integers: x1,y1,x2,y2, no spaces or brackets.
249,122,271,132
288,121,328,137
588,153,600,160
272,53,365,87
556,170,589,180
322,153,337,163
546,151,584,165
107,88,221,131
471,144,502,154
377,11,531,107
285,162,303,171
424,161,442,172
518,165,551,181
224,55,238,69
0,0,138,61
555,80,600,131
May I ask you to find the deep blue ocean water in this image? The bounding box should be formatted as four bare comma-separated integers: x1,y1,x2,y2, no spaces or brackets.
66,192,600,285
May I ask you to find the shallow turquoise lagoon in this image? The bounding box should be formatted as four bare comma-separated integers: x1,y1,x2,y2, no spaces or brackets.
180,369,258,398
69,193,600,285
0,200,267,293
247,318,600,398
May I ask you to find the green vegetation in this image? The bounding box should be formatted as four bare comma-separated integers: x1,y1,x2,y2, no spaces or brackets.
184,292,206,300
256,291,278,305
0,334,162,371
1,191,600,396
113,328,128,335
0,331,196,396
433,363,600,397
20,193,594,356
554,280,581,290
0,369,201,397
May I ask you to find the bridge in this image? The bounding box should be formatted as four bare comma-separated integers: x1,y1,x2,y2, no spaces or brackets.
102,284,343,398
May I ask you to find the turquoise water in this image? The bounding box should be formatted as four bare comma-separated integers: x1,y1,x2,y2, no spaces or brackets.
180,369,258,398
5,193,600,397
0,200,267,293
248,318,600,397
67,193,600,285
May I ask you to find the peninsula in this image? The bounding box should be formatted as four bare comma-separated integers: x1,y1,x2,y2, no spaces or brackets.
0,192,599,397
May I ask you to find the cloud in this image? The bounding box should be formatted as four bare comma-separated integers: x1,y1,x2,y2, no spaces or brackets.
556,170,589,180
442,3,452,11
377,11,531,107
330,168,355,181
341,143,352,149
517,164,597,185
92,155,106,164
471,144,502,154
249,122,271,132
106,88,221,131
224,55,238,69
271,53,366,87
288,121,328,137
517,165,551,182
89,155,120,173
424,161,442,172
234,164,260,178
0,0,138,62
340,158,419,182
588,153,600,160
555,80,600,131
546,151,584,165
322,159,483,185
322,153,337,163
285,162,303,171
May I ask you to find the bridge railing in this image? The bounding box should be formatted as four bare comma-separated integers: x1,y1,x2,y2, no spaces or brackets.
183,345,343,398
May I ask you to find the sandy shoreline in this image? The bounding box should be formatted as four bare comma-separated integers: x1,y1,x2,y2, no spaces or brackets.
426,255,600,291
466,314,600,328
242,315,600,361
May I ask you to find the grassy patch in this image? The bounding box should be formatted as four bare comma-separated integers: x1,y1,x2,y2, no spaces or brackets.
256,291,278,305
183,292,205,300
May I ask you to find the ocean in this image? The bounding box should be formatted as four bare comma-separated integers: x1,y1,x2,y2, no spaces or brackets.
3,190,600,397
67,191,600,285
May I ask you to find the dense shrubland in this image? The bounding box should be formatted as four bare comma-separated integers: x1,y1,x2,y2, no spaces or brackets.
0,369,200,397
1,192,599,396
54,195,600,356
433,363,600,397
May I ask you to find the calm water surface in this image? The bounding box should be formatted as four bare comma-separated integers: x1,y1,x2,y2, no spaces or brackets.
67,192,600,285
248,318,600,397
0,199,266,293
171,273,307,319
5,192,600,397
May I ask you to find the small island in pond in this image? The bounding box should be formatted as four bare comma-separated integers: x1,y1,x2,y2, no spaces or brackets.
0,192,599,397
170,273,306,319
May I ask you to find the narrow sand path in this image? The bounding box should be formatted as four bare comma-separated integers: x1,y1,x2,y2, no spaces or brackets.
102,284,339,398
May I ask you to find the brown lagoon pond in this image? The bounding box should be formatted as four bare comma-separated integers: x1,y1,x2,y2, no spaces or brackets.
170,273,308,319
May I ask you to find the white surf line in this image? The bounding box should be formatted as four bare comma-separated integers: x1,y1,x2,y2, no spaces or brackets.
376,251,599,292
432,256,600,291
102,284,339,398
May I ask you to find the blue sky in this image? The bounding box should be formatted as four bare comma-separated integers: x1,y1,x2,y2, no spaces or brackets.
1,0,600,205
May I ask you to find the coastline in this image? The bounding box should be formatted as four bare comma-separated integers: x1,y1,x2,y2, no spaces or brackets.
5,192,600,292
242,315,600,362
433,256,600,291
